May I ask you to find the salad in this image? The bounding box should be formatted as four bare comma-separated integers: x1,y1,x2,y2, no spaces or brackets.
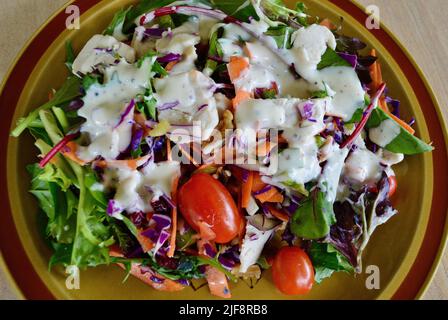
12,0,433,298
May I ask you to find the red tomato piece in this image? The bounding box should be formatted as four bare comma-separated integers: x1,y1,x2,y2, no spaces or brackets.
178,173,242,244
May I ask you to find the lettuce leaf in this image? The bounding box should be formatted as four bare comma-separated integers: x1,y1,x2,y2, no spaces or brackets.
309,242,354,283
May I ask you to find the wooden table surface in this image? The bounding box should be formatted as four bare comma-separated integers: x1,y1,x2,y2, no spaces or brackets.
0,0,447,300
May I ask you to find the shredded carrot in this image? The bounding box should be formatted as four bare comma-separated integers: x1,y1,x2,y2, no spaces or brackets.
166,139,172,161
251,173,267,193
136,230,155,252
228,56,250,81
110,247,185,292
165,61,178,72
256,141,277,157
369,49,382,92
370,50,415,135
167,176,179,258
379,99,415,134
266,204,289,222
232,90,252,109
61,142,87,166
197,240,231,298
241,171,254,208
254,188,284,203
95,158,143,170
320,18,336,30
205,267,232,298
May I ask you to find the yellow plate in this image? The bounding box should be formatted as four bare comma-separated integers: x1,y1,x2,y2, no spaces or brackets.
1,0,447,300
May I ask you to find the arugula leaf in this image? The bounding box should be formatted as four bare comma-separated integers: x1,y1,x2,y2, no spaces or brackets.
27,164,77,244
309,242,354,283
366,107,433,155
11,76,82,137
176,227,198,250
64,162,114,268
82,73,102,91
104,7,131,41
317,48,351,70
260,0,308,25
49,243,72,270
110,220,138,254
310,90,329,99
137,94,157,120
204,27,224,74
290,189,336,240
65,41,75,71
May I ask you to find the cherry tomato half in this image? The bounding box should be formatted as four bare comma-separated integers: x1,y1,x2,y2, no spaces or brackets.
178,173,242,243
388,175,397,198
272,246,314,295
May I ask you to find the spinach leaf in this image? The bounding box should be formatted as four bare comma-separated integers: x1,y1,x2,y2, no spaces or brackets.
12,76,82,137
65,41,75,71
211,0,258,22
309,242,353,283
265,25,294,49
317,48,351,70
290,189,336,240
366,107,433,155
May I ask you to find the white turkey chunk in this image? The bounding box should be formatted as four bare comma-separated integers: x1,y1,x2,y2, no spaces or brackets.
155,21,200,55
239,223,274,273
72,34,136,75
154,70,219,142
344,148,383,185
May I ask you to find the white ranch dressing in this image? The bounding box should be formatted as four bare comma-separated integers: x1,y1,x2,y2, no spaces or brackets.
77,57,155,161
245,42,310,98
154,70,219,142
318,144,350,203
369,118,401,147
72,34,136,75
110,161,181,214
283,24,366,120
275,145,321,184
234,97,329,182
